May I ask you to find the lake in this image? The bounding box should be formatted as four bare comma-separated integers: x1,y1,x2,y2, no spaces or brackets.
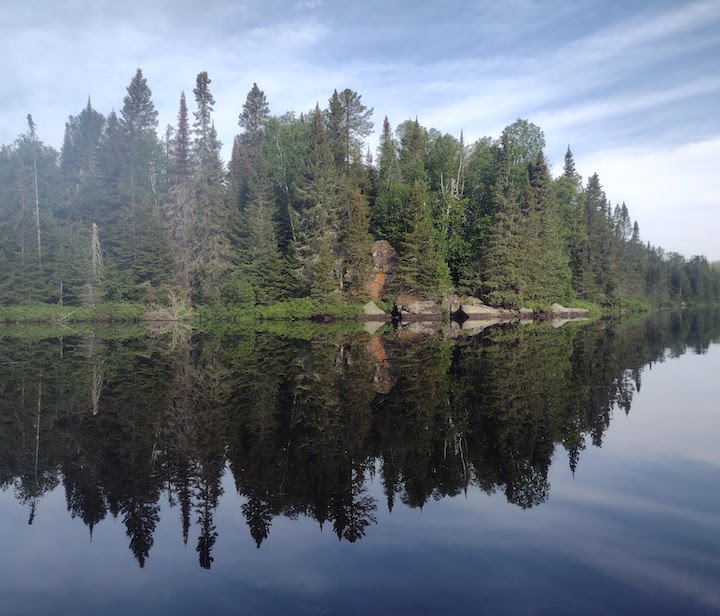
1,310,719,615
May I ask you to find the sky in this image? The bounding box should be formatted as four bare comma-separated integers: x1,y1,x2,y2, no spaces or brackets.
1,0,718,260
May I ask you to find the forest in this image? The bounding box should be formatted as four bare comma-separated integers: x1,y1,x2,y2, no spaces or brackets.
1,68,719,311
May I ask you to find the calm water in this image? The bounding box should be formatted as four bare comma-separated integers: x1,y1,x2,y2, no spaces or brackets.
1,310,719,615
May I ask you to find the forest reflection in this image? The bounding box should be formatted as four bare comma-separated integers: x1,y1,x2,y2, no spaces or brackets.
1,309,719,569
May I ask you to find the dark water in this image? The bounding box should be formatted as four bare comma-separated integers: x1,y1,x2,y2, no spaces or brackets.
1,310,719,615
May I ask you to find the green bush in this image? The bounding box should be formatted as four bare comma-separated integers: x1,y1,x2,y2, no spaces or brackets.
259,298,363,320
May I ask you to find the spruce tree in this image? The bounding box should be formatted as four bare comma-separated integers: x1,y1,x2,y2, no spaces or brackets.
481,132,524,307
325,89,346,171
393,181,449,297
190,71,232,304
60,98,105,225
341,188,373,300
528,153,572,303
233,83,287,304
291,105,342,299
164,92,195,296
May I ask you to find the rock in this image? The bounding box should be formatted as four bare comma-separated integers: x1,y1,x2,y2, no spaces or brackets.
367,240,398,300
459,303,501,319
362,301,388,319
372,240,398,273
519,307,534,318
396,294,441,320
442,293,462,315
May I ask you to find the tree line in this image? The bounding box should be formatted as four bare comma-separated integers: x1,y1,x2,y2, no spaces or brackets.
1,68,718,308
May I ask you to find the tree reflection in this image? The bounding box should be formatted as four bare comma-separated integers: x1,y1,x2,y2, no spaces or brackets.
0,307,718,566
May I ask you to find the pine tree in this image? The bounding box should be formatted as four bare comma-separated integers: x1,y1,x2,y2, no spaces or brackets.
231,83,287,304
527,153,572,303
163,92,195,296
170,92,191,186
398,118,427,185
190,71,232,304
576,173,617,302
325,89,346,171
341,188,373,300
481,132,524,307
337,88,374,170
60,98,105,224
291,105,342,299
393,181,449,297
372,116,405,245
119,68,161,207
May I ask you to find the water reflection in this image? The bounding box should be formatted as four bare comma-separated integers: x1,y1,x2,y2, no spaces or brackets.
1,309,719,569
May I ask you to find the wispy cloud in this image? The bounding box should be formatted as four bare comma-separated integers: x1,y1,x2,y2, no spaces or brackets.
577,137,720,260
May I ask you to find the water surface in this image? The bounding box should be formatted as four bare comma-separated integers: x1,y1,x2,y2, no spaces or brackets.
1,310,719,614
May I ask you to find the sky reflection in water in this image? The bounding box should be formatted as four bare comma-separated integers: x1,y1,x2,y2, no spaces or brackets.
0,311,718,615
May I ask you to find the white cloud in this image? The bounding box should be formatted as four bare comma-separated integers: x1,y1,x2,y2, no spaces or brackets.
576,137,720,261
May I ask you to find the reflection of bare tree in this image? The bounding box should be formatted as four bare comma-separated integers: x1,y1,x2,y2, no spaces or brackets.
161,330,200,546
29,375,41,524
91,364,105,416
443,416,468,486
12,375,59,526
78,334,106,416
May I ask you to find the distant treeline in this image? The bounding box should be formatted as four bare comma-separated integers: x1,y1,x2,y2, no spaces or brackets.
1,68,718,308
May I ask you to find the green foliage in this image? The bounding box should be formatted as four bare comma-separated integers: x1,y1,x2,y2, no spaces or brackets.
1,76,718,312
393,182,451,297
258,298,363,320
91,302,147,322
0,302,146,323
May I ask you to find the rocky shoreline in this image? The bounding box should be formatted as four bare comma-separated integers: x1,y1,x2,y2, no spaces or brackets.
361,296,590,324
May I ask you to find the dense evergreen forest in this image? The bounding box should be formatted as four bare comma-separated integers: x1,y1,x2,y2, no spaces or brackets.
1,68,718,309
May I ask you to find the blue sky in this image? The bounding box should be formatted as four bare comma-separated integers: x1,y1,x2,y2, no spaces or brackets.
2,0,718,259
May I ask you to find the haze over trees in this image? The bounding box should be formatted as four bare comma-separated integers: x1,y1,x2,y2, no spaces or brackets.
1,68,718,308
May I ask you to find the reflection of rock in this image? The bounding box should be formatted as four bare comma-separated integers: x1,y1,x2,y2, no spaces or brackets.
367,336,397,394
367,336,388,362
549,303,590,319
396,294,441,320
363,320,386,335
519,307,534,319
367,240,397,300
460,318,500,334
441,322,463,338
397,321,441,338
373,367,397,395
